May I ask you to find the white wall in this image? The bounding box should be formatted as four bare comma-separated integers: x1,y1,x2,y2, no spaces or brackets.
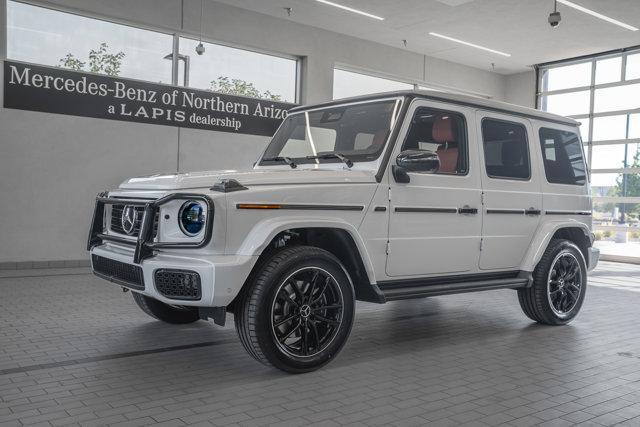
0,0,513,266
505,70,536,108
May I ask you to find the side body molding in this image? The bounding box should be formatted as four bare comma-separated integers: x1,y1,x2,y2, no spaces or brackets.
521,220,591,272
235,217,378,284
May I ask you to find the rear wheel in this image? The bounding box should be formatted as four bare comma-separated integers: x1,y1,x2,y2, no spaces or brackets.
518,239,587,325
132,292,200,324
235,246,355,373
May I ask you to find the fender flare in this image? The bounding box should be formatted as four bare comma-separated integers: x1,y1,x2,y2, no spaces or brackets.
235,216,377,284
521,220,591,272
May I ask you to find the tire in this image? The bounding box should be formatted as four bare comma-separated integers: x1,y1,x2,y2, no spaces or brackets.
235,245,355,373
132,292,200,324
518,239,587,325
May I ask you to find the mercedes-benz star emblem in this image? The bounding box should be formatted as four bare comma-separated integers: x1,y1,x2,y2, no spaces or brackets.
121,205,138,236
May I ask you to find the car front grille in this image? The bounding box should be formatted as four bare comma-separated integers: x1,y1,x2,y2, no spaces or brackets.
110,204,159,238
92,255,145,290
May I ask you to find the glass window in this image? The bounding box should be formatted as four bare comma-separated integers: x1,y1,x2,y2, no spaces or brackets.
401,108,468,175
594,83,640,113
629,114,640,139
7,0,173,83
260,100,400,166
540,91,590,117
540,62,592,92
539,128,586,185
591,145,625,170
481,119,530,180
626,53,640,80
592,115,628,141
333,69,413,99
595,57,622,85
178,37,297,102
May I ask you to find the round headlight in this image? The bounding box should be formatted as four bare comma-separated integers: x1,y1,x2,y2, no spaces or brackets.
179,201,205,236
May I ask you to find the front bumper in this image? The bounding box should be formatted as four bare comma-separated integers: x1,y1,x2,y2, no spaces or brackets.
588,246,600,272
90,243,256,307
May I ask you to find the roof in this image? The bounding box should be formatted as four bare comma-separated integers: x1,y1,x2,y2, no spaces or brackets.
289,90,579,127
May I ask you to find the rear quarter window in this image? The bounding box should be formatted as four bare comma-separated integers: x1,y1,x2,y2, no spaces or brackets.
539,127,587,185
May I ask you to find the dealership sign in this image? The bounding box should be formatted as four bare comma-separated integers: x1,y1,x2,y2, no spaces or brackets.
3,60,296,136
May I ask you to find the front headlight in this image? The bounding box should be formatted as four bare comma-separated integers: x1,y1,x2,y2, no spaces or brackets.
179,201,206,236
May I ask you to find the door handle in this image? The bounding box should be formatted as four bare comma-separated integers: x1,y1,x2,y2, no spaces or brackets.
458,206,478,215
525,208,541,215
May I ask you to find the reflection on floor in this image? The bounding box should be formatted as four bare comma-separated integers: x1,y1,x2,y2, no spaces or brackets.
1,261,640,426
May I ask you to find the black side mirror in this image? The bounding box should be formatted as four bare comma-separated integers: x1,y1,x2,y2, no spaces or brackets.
393,150,440,183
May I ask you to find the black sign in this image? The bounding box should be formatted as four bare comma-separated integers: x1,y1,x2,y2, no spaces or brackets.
3,60,296,136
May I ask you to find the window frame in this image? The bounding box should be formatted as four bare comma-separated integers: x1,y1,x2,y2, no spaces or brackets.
6,0,301,102
538,127,587,186
480,117,532,181
400,106,470,177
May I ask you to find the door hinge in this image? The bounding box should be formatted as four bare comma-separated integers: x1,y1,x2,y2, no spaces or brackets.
480,191,485,205
480,238,483,251
386,241,390,254
388,186,392,201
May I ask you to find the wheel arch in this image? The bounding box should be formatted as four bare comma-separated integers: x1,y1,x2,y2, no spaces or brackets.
230,221,383,309
522,221,592,271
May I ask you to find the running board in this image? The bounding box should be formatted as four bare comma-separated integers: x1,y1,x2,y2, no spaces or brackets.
378,272,531,301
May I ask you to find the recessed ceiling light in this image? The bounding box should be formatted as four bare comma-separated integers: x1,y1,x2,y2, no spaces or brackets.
557,0,638,31
429,32,511,57
315,0,384,21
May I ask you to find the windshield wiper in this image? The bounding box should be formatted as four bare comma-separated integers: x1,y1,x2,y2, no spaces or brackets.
306,153,354,168
262,156,297,169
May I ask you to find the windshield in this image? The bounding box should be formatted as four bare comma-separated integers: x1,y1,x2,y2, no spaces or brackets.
260,99,402,166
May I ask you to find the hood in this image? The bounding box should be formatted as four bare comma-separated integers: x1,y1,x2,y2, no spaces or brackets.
119,168,377,190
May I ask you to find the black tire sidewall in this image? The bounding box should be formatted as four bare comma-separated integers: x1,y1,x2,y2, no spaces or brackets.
252,247,355,373
132,292,200,324
534,240,587,325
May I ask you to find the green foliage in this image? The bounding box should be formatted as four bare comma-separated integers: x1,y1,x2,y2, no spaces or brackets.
630,231,640,239
603,230,612,238
613,148,640,215
210,76,282,101
59,43,125,76
594,231,603,241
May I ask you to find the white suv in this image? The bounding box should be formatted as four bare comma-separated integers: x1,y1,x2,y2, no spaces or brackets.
88,90,599,373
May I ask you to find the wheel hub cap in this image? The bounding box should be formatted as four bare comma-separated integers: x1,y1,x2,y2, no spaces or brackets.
270,267,344,358
547,252,582,316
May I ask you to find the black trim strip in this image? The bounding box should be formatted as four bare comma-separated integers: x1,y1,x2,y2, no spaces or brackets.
374,206,387,212
394,207,458,214
236,203,364,211
546,210,592,216
486,209,526,215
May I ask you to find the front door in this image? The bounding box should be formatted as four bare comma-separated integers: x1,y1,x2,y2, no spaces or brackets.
386,101,482,277
476,112,543,270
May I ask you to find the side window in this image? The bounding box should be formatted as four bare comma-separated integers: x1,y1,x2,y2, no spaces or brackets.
401,108,468,175
539,128,587,185
482,119,530,180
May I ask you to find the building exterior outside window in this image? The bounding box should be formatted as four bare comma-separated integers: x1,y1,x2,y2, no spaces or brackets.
6,1,298,102
538,48,640,259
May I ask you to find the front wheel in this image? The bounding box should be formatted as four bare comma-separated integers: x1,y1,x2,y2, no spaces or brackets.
132,292,200,324
518,239,587,325
235,246,355,373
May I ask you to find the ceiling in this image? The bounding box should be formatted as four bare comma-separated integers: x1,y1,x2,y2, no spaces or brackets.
214,0,640,75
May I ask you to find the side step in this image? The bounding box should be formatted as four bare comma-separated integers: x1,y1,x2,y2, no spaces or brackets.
378,273,531,301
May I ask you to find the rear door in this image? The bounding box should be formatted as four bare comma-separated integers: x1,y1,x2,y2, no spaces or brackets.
476,112,543,270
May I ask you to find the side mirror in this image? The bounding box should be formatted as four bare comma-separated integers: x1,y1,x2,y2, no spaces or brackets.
395,150,440,178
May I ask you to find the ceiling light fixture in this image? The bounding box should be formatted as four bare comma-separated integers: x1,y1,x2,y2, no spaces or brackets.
429,32,511,57
556,0,638,31
315,0,384,21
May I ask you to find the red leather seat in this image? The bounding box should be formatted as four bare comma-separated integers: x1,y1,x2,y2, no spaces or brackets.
432,114,458,174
